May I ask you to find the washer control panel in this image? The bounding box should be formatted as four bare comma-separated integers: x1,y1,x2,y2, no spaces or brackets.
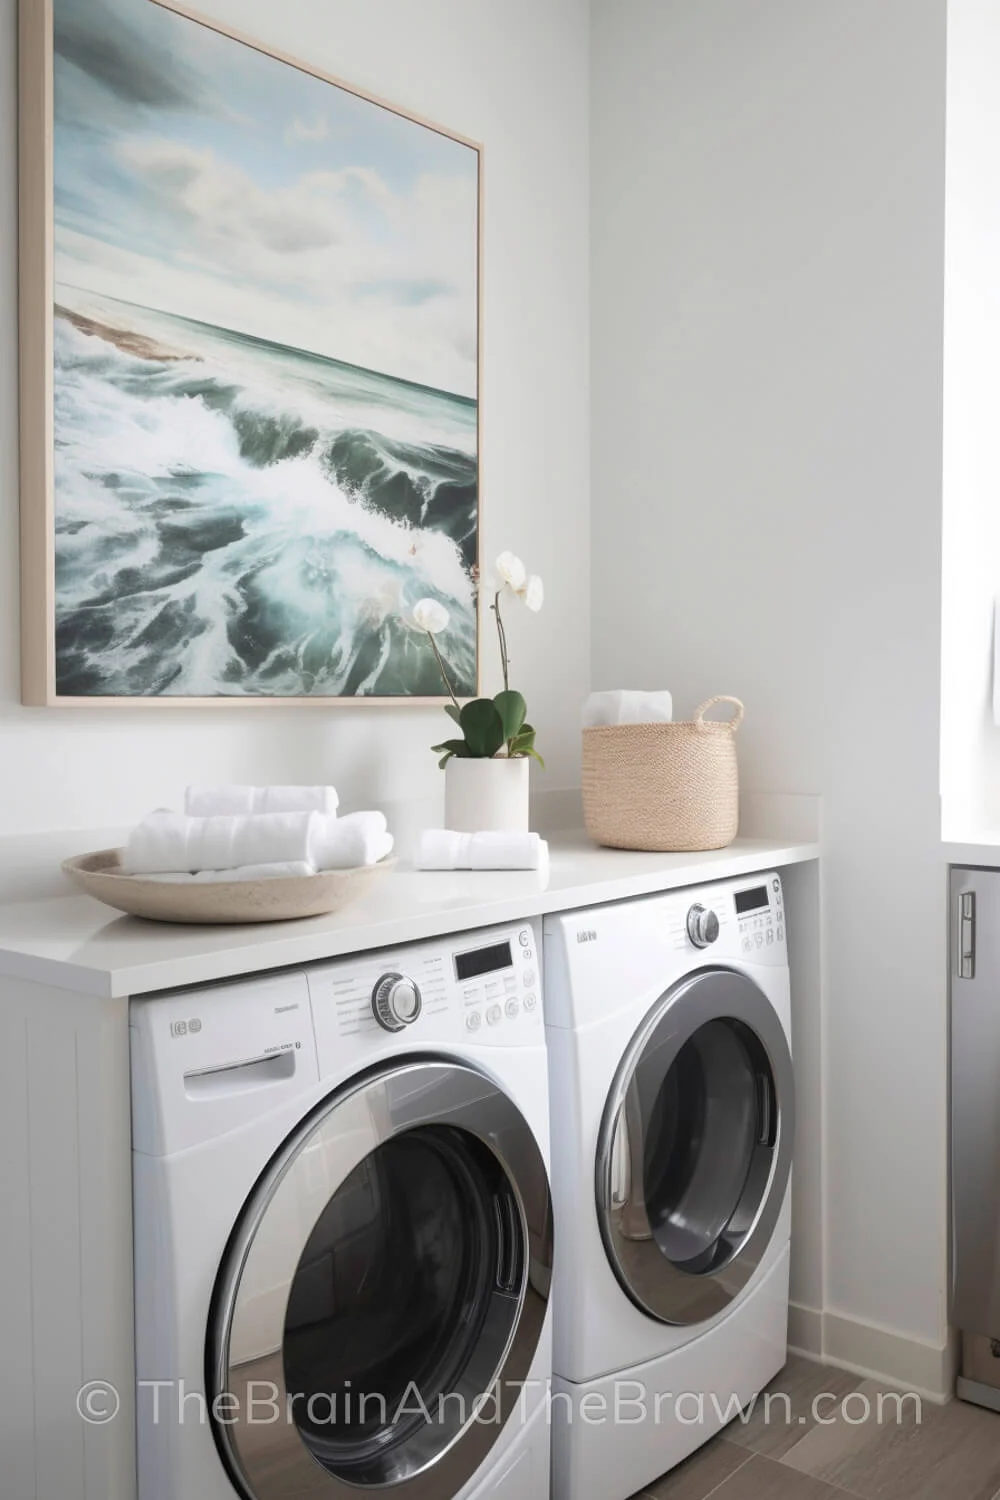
735,874,785,954
307,920,543,1057
457,926,540,1033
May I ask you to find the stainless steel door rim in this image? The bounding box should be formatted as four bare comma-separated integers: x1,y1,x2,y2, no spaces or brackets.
596,967,794,1327
209,1058,552,1500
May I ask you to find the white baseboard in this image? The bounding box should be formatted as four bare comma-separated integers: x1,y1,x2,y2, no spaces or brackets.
788,1302,956,1403
788,1301,823,1358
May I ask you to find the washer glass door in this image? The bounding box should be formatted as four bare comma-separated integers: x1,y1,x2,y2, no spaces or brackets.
209,1060,552,1500
596,967,793,1326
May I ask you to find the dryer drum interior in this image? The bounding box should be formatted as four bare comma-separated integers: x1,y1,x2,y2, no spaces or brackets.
207,1058,553,1500
596,967,794,1328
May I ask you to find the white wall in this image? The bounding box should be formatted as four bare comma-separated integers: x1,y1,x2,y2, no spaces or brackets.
0,0,590,837
592,0,949,1380
940,0,1000,841
0,0,961,1390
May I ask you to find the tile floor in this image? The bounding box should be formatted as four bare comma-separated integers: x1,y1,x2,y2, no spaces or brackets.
632,1356,1000,1500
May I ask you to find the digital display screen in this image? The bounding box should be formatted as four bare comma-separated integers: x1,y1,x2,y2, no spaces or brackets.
735,886,769,915
455,941,513,981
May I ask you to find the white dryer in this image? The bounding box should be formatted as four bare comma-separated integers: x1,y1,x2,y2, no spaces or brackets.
131,920,552,1500
543,873,794,1500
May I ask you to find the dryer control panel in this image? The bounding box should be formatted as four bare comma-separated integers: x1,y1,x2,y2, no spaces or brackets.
734,874,785,954
542,872,789,1031
652,872,787,964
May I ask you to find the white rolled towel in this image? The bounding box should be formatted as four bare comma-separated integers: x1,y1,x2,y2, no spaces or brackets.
314,811,393,870
417,830,549,872
582,690,673,727
145,861,317,884
122,809,392,875
184,784,339,817
122,810,318,874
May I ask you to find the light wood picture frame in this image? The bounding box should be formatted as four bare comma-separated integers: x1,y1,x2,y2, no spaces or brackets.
19,0,482,707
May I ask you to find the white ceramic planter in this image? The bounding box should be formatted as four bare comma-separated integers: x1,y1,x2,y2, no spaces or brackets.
444,756,530,833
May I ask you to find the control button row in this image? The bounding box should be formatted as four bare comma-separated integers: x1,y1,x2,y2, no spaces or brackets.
467,998,537,1029
742,929,785,953
470,990,539,1026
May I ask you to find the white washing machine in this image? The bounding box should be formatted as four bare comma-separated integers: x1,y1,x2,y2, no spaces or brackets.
543,873,794,1500
131,920,552,1500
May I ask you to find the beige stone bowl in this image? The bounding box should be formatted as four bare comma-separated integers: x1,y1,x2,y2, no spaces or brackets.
62,848,394,925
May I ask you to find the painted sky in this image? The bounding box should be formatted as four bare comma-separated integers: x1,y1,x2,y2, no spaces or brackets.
52,0,479,396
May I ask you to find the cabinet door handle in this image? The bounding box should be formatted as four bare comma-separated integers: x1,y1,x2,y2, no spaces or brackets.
959,890,976,980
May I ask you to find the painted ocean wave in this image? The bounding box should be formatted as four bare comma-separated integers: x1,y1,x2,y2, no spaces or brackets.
52,290,478,697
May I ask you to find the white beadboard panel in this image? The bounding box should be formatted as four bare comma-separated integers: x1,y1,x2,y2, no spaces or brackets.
28,1005,86,1496
0,1013,36,1498
78,1001,135,1500
0,977,134,1500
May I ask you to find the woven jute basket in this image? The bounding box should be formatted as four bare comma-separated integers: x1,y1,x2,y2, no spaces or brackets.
582,696,744,852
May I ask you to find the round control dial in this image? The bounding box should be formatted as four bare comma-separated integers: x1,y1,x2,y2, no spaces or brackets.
686,903,720,949
371,973,422,1032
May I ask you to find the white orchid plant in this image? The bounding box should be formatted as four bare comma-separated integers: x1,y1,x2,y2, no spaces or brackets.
413,551,545,766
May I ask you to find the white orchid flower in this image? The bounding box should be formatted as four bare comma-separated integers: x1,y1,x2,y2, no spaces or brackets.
412,597,450,634
495,551,527,592
521,574,544,612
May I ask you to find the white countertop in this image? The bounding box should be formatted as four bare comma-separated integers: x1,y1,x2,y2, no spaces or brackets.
0,831,819,999
943,838,1000,865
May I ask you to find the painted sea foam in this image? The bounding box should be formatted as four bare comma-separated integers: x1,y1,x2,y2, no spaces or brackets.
52,288,478,697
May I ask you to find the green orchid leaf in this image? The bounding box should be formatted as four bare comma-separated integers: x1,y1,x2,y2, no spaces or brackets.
460,697,505,757
431,738,469,757
438,753,454,769
443,703,462,726
509,726,545,766
493,689,527,742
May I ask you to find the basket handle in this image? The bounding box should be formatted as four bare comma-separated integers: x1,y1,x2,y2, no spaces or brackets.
693,696,744,733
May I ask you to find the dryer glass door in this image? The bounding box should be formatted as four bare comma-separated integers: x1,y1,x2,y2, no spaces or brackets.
596,967,794,1326
208,1060,552,1500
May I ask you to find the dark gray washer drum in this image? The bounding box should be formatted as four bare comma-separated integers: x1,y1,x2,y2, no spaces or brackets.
596,967,794,1327
208,1058,553,1500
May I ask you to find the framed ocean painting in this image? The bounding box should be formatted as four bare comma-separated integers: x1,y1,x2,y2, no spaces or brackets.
19,0,481,704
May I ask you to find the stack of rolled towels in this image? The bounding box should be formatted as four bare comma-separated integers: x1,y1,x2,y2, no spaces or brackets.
120,785,392,882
